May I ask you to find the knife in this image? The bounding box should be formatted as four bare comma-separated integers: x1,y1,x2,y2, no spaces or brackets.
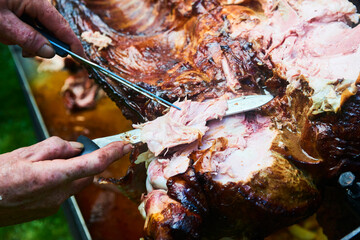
76,94,273,154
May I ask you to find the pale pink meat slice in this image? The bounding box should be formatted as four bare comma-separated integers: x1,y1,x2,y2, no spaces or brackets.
196,114,277,184
244,0,360,113
134,98,228,156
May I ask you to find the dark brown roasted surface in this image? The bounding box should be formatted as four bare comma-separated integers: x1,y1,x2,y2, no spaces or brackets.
55,0,275,122
54,0,360,239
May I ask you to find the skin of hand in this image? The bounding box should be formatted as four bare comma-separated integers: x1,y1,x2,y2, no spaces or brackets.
0,136,133,226
0,0,84,58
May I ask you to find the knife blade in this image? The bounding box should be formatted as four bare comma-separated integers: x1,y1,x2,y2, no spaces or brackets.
84,94,273,149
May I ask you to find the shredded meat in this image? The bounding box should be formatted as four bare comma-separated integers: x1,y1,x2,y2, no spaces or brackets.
81,31,113,50
134,97,228,156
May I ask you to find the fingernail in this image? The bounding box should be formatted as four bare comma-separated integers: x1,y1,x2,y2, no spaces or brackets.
123,144,133,154
69,141,84,150
37,44,55,58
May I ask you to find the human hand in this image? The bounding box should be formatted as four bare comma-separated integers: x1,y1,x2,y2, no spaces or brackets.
0,136,132,226
0,0,84,58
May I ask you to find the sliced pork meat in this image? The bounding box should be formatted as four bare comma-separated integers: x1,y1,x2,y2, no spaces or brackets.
245,0,360,114
134,98,228,156
36,55,65,72
53,0,360,239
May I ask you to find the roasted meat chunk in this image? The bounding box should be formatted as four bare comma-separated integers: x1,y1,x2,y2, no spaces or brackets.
135,102,320,239
53,0,360,239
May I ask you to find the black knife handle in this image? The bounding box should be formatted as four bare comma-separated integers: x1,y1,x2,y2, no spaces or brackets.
21,16,71,57
77,135,100,156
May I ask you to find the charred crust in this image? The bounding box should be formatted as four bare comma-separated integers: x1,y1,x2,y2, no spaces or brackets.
305,90,360,178
167,168,208,216
145,202,202,240
54,1,360,239
195,157,320,239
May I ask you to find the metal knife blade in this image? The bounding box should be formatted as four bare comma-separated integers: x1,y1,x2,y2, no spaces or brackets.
92,95,273,148
225,94,273,116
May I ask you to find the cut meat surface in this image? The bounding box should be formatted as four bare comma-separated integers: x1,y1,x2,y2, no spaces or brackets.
134,98,228,156
139,189,203,240
246,0,360,114
138,107,319,239
199,115,276,184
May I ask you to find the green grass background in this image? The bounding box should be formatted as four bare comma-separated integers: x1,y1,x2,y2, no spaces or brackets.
0,44,73,240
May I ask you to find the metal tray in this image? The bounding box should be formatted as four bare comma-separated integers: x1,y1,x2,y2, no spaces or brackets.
9,46,91,240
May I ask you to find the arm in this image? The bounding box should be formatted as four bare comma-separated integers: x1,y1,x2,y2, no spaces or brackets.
0,0,84,58
0,136,132,226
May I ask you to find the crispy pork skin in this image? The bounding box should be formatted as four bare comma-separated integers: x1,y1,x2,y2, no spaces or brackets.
54,0,360,239
139,189,203,240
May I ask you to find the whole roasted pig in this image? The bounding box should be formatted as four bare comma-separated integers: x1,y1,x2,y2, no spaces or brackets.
53,0,360,239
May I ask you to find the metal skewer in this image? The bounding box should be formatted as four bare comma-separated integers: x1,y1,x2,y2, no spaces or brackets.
48,40,181,111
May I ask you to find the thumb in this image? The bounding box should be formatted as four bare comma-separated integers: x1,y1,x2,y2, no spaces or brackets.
42,142,134,181
0,11,55,58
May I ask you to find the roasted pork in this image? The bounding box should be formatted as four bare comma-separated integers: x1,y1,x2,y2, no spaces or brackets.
53,0,360,238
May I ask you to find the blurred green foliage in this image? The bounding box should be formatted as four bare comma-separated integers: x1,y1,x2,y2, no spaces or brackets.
0,44,73,240
0,212,73,240
0,45,36,152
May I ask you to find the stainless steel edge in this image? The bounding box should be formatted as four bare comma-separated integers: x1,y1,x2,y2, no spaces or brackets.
9,46,50,139
9,46,92,240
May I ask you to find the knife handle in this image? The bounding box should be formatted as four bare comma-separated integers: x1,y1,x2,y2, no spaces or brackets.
77,135,100,156
21,16,71,57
